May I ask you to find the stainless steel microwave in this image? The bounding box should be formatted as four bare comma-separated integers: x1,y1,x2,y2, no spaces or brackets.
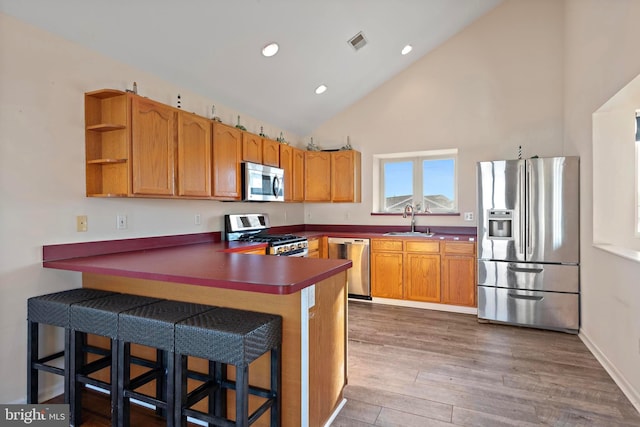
242,162,284,202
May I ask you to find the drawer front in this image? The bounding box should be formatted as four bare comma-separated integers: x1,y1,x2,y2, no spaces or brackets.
478,286,579,332
372,239,403,252
444,241,475,255
478,260,579,293
405,240,440,253
308,238,319,251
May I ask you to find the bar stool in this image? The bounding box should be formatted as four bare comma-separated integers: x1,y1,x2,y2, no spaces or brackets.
27,288,118,404
68,293,162,427
174,307,282,427
116,300,215,427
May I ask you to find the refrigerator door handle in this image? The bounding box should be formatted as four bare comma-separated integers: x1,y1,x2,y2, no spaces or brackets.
526,161,534,256
507,292,544,302
519,163,526,255
507,265,543,274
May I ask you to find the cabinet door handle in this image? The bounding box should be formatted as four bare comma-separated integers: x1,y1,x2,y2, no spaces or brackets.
508,293,544,301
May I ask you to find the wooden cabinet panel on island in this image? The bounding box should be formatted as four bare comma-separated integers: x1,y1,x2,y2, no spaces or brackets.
331,150,361,203
131,96,177,196
84,89,131,197
280,145,305,202
242,132,262,164
304,151,331,202
212,122,242,200
177,112,211,197
262,138,280,167
441,241,476,306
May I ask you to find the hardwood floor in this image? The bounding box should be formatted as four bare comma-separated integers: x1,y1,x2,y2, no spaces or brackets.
332,301,640,426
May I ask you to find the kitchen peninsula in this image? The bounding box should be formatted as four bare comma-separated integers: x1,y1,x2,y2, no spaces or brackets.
42,232,352,427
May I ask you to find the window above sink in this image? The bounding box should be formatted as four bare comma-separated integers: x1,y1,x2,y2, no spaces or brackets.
373,148,458,214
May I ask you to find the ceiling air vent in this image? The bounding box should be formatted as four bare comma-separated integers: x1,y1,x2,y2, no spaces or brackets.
348,31,367,51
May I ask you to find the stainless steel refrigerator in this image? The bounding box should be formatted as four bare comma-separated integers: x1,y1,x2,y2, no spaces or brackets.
476,157,580,333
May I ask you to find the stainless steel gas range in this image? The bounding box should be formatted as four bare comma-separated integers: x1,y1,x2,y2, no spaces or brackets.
224,213,308,257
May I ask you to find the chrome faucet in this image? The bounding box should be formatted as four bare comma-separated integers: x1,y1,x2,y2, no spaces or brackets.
403,204,416,232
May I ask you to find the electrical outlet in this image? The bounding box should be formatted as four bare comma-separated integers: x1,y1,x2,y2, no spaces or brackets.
76,215,88,232
194,213,201,225
116,214,127,230
464,212,474,221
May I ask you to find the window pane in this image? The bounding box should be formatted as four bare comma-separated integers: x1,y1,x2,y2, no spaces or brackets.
423,158,455,211
384,161,413,212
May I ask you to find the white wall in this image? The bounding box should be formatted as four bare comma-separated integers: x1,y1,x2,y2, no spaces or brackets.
0,13,304,403
564,0,640,410
306,0,566,230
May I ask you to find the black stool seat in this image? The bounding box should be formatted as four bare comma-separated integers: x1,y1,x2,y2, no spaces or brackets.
27,288,118,404
116,300,215,427
174,307,282,427
68,293,162,427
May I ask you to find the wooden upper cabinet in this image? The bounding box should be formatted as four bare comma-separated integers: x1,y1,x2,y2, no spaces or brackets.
242,132,262,164
212,122,242,200
304,151,331,202
84,89,131,197
177,112,211,197
262,138,280,167
292,148,305,202
331,150,361,203
280,145,305,202
131,96,177,196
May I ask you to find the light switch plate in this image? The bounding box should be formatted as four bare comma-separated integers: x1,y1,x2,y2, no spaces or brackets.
464,212,474,221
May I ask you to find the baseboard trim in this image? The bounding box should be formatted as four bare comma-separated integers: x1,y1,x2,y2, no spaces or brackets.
324,398,347,427
579,329,640,414
361,297,478,315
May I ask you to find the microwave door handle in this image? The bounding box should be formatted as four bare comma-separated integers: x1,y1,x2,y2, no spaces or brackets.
272,176,280,197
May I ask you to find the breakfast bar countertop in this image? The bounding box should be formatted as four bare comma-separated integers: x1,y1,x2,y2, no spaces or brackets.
42,238,352,295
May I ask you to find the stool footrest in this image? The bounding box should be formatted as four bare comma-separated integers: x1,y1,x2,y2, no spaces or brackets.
123,389,167,410
79,355,111,376
36,350,65,365
128,368,163,391
182,407,235,427
185,380,218,407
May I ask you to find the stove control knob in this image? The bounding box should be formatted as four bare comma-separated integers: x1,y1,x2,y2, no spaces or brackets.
277,247,284,254
289,244,296,251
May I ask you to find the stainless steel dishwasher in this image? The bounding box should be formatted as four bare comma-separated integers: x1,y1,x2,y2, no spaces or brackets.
327,237,371,300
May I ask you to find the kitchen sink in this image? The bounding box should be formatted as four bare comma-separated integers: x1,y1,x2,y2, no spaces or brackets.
384,231,435,237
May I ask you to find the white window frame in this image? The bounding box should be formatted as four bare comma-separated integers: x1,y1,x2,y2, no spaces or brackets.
636,137,640,236
373,149,458,214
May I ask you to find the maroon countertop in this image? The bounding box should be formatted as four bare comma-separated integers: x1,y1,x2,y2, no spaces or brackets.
43,235,351,295
42,225,476,296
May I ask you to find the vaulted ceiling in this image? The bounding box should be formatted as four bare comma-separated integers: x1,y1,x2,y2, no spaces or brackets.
1,0,502,135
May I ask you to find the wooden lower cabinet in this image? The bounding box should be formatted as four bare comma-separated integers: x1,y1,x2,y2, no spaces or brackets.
405,252,440,302
371,238,476,307
371,250,403,299
441,241,476,306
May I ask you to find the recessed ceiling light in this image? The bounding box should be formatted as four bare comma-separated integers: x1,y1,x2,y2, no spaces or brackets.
262,42,279,57
315,84,327,95
401,45,413,55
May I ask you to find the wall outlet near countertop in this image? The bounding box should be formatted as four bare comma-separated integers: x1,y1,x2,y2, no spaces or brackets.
194,213,201,225
116,214,127,230
464,212,474,221
76,215,88,232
